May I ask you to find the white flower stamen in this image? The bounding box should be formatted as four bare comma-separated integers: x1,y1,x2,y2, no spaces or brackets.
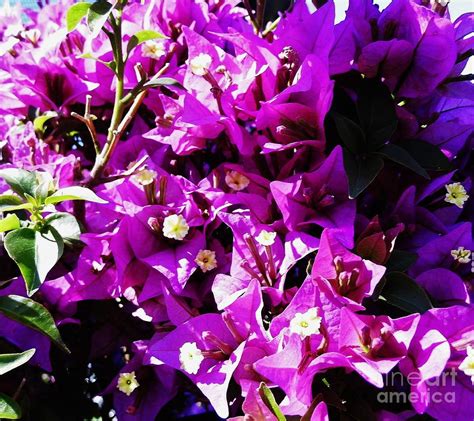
225,170,249,191
162,214,189,241
256,230,277,247
117,371,140,396
142,40,166,59
289,308,322,339
459,345,474,384
179,342,204,375
190,53,212,76
445,182,469,208
195,249,218,272
451,247,471,264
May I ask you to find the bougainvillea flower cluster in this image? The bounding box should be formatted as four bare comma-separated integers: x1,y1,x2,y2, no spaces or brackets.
0,0,473,419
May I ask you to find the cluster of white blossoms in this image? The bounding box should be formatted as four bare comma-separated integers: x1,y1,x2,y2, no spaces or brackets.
117,371,140,396
451,246,471,264
459,345,474,385
179,342,204,375
195,249,218,272
256,230,277,246
289,307,322,338
162,214,189,241
225,170,250,191
445,182,469,208
190,53,213,76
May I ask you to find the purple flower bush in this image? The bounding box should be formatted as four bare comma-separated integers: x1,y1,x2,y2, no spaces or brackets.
0,0,473,419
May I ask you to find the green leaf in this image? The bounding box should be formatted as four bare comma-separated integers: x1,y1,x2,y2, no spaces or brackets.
385,250,418,272
258,382,286,421
87,0,114,38
399,139,451,171
0,195,23,207
66,2,91,32
0,214,20,233
45,186,107,205
376,143,429,179
380,272,433,314
357,78,398,150
126,29,166,55
0,349,35,375
143,77,185,90
0,203,34,213
33,111,58,135
79,53,117,73
0,393,22,419
45,213,81,244
331,112,366,154
0,295,69,353
0,168,38,198
343,149,384,199
4,227,64,296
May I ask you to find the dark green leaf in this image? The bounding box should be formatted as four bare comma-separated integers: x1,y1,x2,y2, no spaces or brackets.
330,112,366,153
385,250,418,272
399,139,451,171
380,272,433,314
376,144,429,179
0,214,20,233
87,0,114,38
343,149,384,199
0,393,21,419
143,77,185,90
356,78,398,149
66,2,91,32
0,349,35,375
45,186,107,205
4,227,64,295
45,213,81,244
258,382,286,421
0,195,23,207
0,169,38,198
0,295,69,353
126,29,166,55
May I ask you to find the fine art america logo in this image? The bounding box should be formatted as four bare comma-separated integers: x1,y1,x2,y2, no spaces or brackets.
377,369,457,405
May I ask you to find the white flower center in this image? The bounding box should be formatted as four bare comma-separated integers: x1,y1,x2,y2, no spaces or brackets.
459,345,474,384
190,53,213,76
162,214,189,241
451,246,471,264
142,40,166,59
117,371,140,396
134,168,157,186
225,170,250,191
179,342,204,375
289,308,322,339
445,182,469,208
256,230,277,246
195,249,218,272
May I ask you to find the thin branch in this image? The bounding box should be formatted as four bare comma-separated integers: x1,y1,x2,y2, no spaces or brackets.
71,94,100,155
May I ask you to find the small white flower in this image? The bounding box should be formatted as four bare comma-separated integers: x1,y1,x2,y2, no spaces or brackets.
225,170,249,191
459,345,474,384
451,247,471,264
195,249,218,272
256,230,277,246
445,182,469,208
162,214,189,241
133,168,157,186
117,372,140,396
179,342,204,375
190,53,212,76
142,40,166,59
289,308,322,339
